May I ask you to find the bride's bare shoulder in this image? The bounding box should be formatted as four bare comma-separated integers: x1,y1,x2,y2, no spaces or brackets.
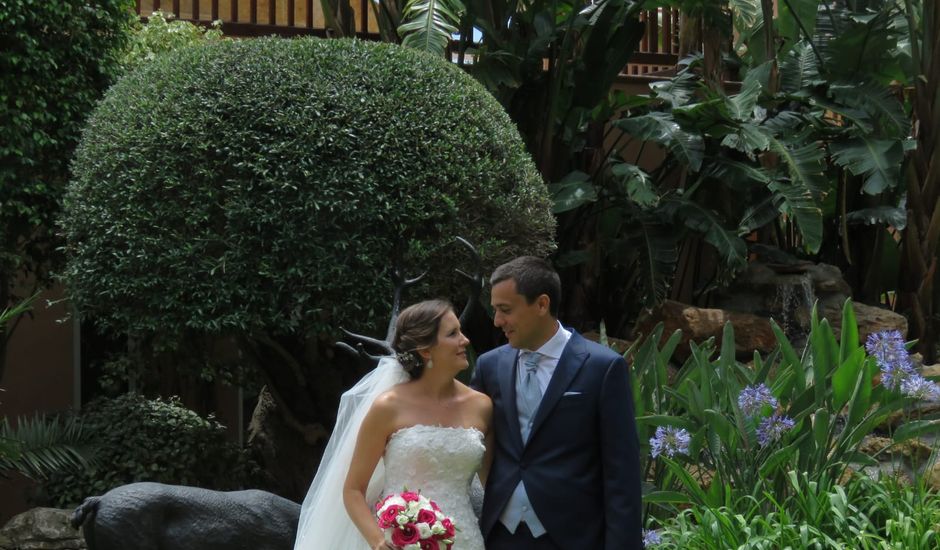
457,382,492,408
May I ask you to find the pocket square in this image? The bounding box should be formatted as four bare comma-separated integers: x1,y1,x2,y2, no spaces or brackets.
562,391,583,396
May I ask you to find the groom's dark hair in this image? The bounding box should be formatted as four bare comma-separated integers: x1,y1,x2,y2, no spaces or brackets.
491,256,561,317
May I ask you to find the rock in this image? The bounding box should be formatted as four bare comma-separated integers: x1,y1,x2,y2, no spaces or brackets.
857,435,894,458
857,435,933,463
634,300,777,360
582,331,632,355
0,508,86,550
685,464,715,491
921,363,940,378
820,301,908,343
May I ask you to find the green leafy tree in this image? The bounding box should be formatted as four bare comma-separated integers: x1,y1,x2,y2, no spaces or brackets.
61,37,554,497
0,0,135,381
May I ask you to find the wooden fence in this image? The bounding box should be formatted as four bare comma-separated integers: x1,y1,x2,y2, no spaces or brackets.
135,0,679,75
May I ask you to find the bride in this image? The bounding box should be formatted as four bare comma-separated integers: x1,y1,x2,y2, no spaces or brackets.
293,299,493,550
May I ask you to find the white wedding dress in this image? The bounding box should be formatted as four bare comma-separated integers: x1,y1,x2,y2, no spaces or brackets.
380,424,486,550
293,358,486,550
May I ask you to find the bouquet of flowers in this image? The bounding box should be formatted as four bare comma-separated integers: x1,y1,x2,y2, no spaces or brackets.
375,490,456,550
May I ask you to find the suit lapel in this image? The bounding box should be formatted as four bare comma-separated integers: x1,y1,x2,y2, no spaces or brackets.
497,347,524,452
527,331,588,445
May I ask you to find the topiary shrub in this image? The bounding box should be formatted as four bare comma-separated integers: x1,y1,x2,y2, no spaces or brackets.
62,37,554,338
62,37,554,496
43,393,259,507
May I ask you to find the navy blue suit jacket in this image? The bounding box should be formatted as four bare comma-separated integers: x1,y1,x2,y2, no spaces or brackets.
470,330,643,549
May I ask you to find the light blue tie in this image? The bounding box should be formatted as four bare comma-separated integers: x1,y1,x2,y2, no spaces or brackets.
518,352,542,442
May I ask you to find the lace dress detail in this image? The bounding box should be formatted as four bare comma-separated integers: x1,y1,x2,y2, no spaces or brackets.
381,425,486,550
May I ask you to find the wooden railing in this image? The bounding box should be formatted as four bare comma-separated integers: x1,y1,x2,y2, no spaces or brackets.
135,0,679,75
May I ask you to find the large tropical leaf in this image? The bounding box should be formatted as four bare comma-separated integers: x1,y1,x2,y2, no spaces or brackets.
822,10,904,82
615,217,679,306
0,415,94,480
830,137,904,195
761,131,828,252
614,112,705,172
828,82,909,137
549,171,597,213
845,205,907,230
398,0,464,56
780,40,821,92
777,0,822,55
728,73,763,121
611,162,658,207
767,176,824,253
572,0,645,109
649,70,699,108
667,198,748,271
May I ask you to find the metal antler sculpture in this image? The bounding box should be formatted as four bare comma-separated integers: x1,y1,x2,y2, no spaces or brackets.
337,237,483,368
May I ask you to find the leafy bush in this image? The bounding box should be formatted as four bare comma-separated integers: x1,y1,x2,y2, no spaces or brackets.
62,37,554,338
0,0,134,315
42,393,258,507
123,10,224,69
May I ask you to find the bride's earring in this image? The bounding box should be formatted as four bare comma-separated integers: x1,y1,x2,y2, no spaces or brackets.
426,358,434,370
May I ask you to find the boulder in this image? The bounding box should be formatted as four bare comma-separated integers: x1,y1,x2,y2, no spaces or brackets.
634,300,776,361
0,508,85,550
820,301,908,343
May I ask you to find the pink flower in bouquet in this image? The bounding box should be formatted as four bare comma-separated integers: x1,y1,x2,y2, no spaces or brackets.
391,524,420,546
416,508,437,525
378,505,404,529
375,490,457,549
375,494,394,512
400,490,421,502
440,518,456,538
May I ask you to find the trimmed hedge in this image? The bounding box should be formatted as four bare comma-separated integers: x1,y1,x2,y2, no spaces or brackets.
0,0,134,300
43,394,258,507
63,37,554,337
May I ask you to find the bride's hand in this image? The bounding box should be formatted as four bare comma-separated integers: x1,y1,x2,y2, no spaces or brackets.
371,541,397,550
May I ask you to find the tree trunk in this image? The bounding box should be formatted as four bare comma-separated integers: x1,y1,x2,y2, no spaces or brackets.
899,0,940,361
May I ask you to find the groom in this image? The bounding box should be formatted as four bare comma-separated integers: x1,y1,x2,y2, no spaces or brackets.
471,256,643,549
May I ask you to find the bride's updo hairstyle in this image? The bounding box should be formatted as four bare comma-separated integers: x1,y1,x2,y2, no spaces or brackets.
393,299,454,379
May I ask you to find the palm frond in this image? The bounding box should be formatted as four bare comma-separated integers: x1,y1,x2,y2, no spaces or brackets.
398,0,464,56
0,414,95,480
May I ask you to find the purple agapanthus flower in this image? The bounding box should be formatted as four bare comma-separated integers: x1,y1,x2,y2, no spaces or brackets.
866,331,917,391
650,426,691,458
642,529,662,547
737,383,778,417
756,414,795,447
900,374,940,401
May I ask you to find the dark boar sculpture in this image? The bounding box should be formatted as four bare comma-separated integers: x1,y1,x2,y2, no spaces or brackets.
71,482,301,550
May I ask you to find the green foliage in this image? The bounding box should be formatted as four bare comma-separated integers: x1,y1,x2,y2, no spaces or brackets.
650,474,940,549
62,37,554,338
42,393,258,507
632,300,940,547
0,0,135,303
0,414,93,481
398,0,463,56
123,11,224,70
